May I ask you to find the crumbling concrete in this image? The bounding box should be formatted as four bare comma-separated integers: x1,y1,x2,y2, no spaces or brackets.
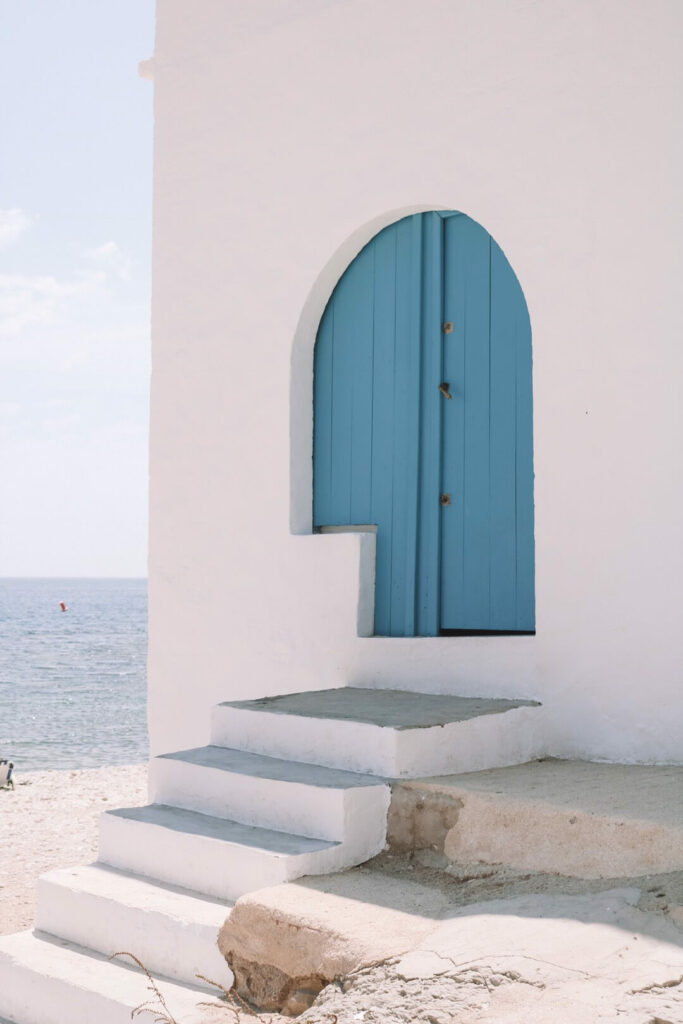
395,760,683,878
215,870,683,1022
224,951,325,1016
386,784,462,854
218,871,451,1013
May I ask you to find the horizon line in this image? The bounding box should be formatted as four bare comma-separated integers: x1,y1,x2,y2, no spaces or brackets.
0,575,148,581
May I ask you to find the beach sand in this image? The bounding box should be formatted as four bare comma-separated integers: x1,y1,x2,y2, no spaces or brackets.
0,763,147,935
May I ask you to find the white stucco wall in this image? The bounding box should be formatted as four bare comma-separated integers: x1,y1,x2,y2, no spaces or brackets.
147,0,683,764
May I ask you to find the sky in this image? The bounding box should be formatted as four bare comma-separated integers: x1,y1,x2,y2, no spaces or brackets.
0,1,155,577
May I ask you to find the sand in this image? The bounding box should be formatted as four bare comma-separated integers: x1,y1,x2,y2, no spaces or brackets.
0,763,147,935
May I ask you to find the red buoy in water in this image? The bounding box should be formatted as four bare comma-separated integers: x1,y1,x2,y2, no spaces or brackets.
59,601,67,612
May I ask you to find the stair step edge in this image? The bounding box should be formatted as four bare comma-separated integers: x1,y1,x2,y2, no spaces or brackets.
155,744,388,787
216,686,541,731
103,804,341,856
0,929,212,1000
39,863,233,920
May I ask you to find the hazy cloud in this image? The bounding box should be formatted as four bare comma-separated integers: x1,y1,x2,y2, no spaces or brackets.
0,208,32,248
82,240,131,281
0,235,134,338
0,269,106,337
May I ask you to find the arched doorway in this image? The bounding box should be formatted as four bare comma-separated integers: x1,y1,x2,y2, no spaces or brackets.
313,211,534,637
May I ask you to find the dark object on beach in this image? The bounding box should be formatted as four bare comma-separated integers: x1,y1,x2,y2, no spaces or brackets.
59,601,67,612
0,759,14,790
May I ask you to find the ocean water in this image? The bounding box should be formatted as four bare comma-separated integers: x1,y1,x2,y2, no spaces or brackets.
0,578,148,772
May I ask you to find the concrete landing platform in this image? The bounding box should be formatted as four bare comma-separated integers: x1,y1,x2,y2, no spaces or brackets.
391,759,683,878
212,687,542,777
225,687,539,729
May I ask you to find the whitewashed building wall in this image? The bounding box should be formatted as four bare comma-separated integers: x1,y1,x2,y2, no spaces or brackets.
147,0,683,763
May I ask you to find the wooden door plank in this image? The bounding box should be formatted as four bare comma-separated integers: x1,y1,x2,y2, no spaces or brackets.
388,215,421,636
347,244,375,523
489,239,519,627
312,305,334,524
514,283,535,630
416,212,443,636
440,215,467,627
327,256,358,523
441,216,492,628
371,225,399,636
459,220,492,629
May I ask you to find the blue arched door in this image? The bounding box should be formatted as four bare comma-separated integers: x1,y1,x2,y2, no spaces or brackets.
313,212,534,637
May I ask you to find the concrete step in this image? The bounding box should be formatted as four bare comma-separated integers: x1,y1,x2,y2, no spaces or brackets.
35,863,233,992
395,759,683,878
0,931,211,1024
149,744,390,841
98,803,367,900
210,687,542,778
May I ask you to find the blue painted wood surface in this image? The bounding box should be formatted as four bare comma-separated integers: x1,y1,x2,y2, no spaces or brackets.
313,212,534,636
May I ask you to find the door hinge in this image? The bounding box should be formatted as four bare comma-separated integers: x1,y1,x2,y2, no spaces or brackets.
443,321,453,333
440,493,451,506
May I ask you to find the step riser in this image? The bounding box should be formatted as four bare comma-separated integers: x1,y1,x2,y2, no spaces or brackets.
210,704,542,777
98,813,294,900
211,706,398,775
149,757,347,840
395,706,543,777
35,878,233,992
0,958,134,1024
0,933,208,1024
341,784,391,861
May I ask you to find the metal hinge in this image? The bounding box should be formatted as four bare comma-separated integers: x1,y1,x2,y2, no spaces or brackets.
443,321,453,333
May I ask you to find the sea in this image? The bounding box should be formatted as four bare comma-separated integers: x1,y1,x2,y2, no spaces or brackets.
0,578,148,773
